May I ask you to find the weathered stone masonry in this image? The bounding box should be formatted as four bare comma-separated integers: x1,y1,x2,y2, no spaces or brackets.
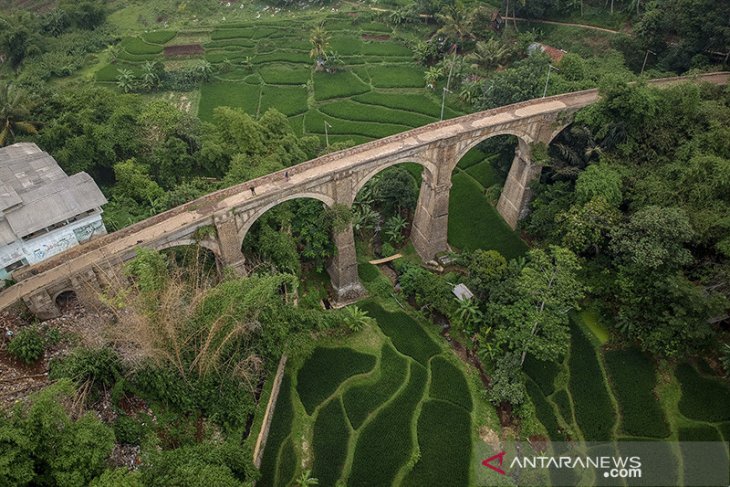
2,73,726,319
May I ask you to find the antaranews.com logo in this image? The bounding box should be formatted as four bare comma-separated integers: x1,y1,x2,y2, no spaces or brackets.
476,441,729,486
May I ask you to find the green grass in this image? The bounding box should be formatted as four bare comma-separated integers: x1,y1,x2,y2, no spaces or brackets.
676,363,730,422
361,41,413,57
402,399,471,487
368,64,425,88
120,37,164,55
357,262,380,283
258,64,311,85
448,171,528,259
568,320,616,440
313,70,370,101
211,28,258,40
198,82,260,122
296,347,376,415
578,308,610,344
348,363,428,487
428,355,472,412
359,302,440,366
311,398,350,487
353,91,459,118
260,85,309,116
551,389,574,426
258,374,294,487
142,30,177,44
95,63,143,82
465,159,498,188
206,38,257,49
456,149,489,170
330,36,364,55
253,51,311,64
318,100,435,127
116,50,160,62
343,343,409,429
604,348,669,438
523,355,561,396
526,378,565,440
276,438,297,487
305,109,409,139
359,22,392,33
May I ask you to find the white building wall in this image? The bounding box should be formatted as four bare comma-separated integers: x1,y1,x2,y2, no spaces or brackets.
0,214,106,279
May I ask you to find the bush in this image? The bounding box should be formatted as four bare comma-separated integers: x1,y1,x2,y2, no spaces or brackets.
359,302,440,366
568,320,616,440
488,352,526,407
311,399,350,486
428,356,472,412
402,399,471,487
398,265,455,317
343,343,408,428
604,349,669,438
113,414,153,445
89,468,143,487
349,363,427,487
676,363,730,422
8,327,44,364
50,347,121,389
296,347,376,414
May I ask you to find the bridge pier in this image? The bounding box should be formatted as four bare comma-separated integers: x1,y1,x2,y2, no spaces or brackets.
214,214,247,275
496,141,542,229
328,224,365,302
411,151,452,262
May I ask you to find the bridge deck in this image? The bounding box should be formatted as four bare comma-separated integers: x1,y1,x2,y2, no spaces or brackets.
0,72,727,311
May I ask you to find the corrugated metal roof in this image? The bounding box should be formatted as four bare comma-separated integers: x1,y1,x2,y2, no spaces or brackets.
0,143,107,240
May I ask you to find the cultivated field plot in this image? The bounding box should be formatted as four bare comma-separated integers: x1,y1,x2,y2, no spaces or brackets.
259,301,478,487
522,312,730,473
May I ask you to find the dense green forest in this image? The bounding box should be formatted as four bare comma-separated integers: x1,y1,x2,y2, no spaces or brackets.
1,0,729,485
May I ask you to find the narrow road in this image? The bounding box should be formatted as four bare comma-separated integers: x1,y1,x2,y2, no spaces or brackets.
503,16,622,34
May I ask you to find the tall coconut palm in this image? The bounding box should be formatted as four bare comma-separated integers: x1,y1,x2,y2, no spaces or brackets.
436,4,473,42
467,38,511,70
309,25,331,70
0,81,38,147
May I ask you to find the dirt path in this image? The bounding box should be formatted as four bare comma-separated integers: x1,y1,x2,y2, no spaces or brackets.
503,16,622,34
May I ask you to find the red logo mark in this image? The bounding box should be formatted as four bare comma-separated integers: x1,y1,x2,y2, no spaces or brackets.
482,451,507,475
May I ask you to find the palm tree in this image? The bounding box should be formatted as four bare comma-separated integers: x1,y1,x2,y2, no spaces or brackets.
295,470,319,487
116,68,136,93
352,205,380,238
424,66,443,90
141,61,160,91
309,25,331,70
436,4,474,42
344,306,375,332
0,82,38,147
455,298,482,336
467,38,510,70
384,214,408,245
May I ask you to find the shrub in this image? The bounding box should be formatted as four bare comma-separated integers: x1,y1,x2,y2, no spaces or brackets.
568,320,616,440
259,374,294,486
343,343,409,428
89,468,143,487
359,302,440,366
428,356,472,412
296,347,376,414
676,363,730,422
403,399,471,487
311,399,350,486
398,265,455,317
604,349,669,438
50,347,121,389
349,363,427,487
488,353,526,407
8,327,44,364
113,413,153,445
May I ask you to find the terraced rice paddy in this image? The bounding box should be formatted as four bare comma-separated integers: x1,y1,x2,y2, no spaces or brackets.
258,301,476,486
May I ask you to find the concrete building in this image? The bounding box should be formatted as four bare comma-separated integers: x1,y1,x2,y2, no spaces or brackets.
0,143,107,282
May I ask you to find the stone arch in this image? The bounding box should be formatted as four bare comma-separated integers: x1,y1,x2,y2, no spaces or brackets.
453,128,534,169
53,288,76,306
236,191,336,246
351,156,438,204
154,237,221,258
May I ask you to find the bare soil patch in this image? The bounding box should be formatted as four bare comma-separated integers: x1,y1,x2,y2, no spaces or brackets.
164,44,205,57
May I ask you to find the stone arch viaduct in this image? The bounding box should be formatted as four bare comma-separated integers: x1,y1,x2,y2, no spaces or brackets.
3,72,727,319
